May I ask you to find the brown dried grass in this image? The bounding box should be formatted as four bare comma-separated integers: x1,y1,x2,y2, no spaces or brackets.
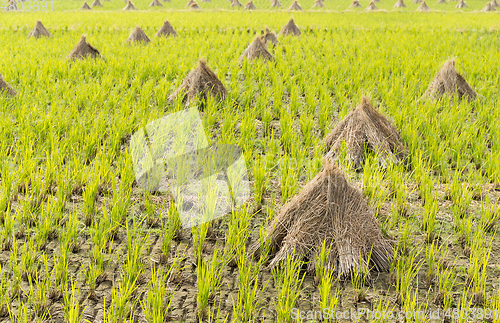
424,59,477,101
280,18,301,36
67,35,101,61
323,96,406,170
167,59,227,105
155,21,177,37
126,26,151,44
251,159,394,277
0,74,16,97
239,36,273,63
28,21,52,39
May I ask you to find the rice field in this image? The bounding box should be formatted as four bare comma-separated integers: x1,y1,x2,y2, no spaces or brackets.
2,4,500,323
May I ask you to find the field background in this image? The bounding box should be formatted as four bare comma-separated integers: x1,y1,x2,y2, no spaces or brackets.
2,3,500,323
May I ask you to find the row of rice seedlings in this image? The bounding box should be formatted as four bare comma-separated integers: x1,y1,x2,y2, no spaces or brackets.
140,264,176,322
391,248,423,307
232,246,269,322
466,232,492,306
196,247,227,320
271,252,306,322
160,204,182,261
63,279,84,323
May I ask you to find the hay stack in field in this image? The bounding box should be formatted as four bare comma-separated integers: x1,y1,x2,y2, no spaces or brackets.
190,1,201,9
149,0,163,6
251,160,394,277
324,97,406,169
481,2,496,10
80,1,92,9
155,20,177,37
186,0,194,5
68,35,101,60
244,0,257,9
280,18,301,35
123,0,137,9
365,1,378,10
92,0,103,7
239,36,274,63
126,26,151,44
28,21,52,39
313,0,325,7
394,0,406,7
271,0,282,7
232,0,243,6
288,0,303,9
455,0,467,7
492,0,499,7
0,74,16,97
413,0,422,3
261,27,279,46
424,59,477,101
350,0,362,7
167,59,227,105
436,0,446,3
417,1,430,9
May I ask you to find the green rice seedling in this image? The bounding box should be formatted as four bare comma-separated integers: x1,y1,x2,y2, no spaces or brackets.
0,263,8,317
197,247,226,320
455,216,474,255
28,255,51,319
449,286,473,323
466,233,491,306
351,248,373,303
63,280,84,323
261,106,273,138
207,303,229,323
479,197,500,233
54,235,70,290
397,220,415,256
0,159,15,213
280,155,298,203
9,237,21,297
8,297,32,323
393,250,423,306
300,112,315,149
363,155,390,212
192,221,210,262
232,250,269,323
239,109,255,159
108,274,139,322
224,205,252,266
160,204,182,261
425,240,445,286
140,265,174,323
318,266,340,321
272,252,306,322
401,287,428,323
1,207,14,250
305,144,323,182
20,236,39,282
82,178,99,226
252,154,268,207
421,194,438,243
279,108,294,154
369,296,396,323
122,216,148,289
62,209,80,253
314,239,335,285
434,260,456,309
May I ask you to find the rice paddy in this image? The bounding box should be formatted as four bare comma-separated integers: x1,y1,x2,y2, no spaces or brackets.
2,4,500,323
